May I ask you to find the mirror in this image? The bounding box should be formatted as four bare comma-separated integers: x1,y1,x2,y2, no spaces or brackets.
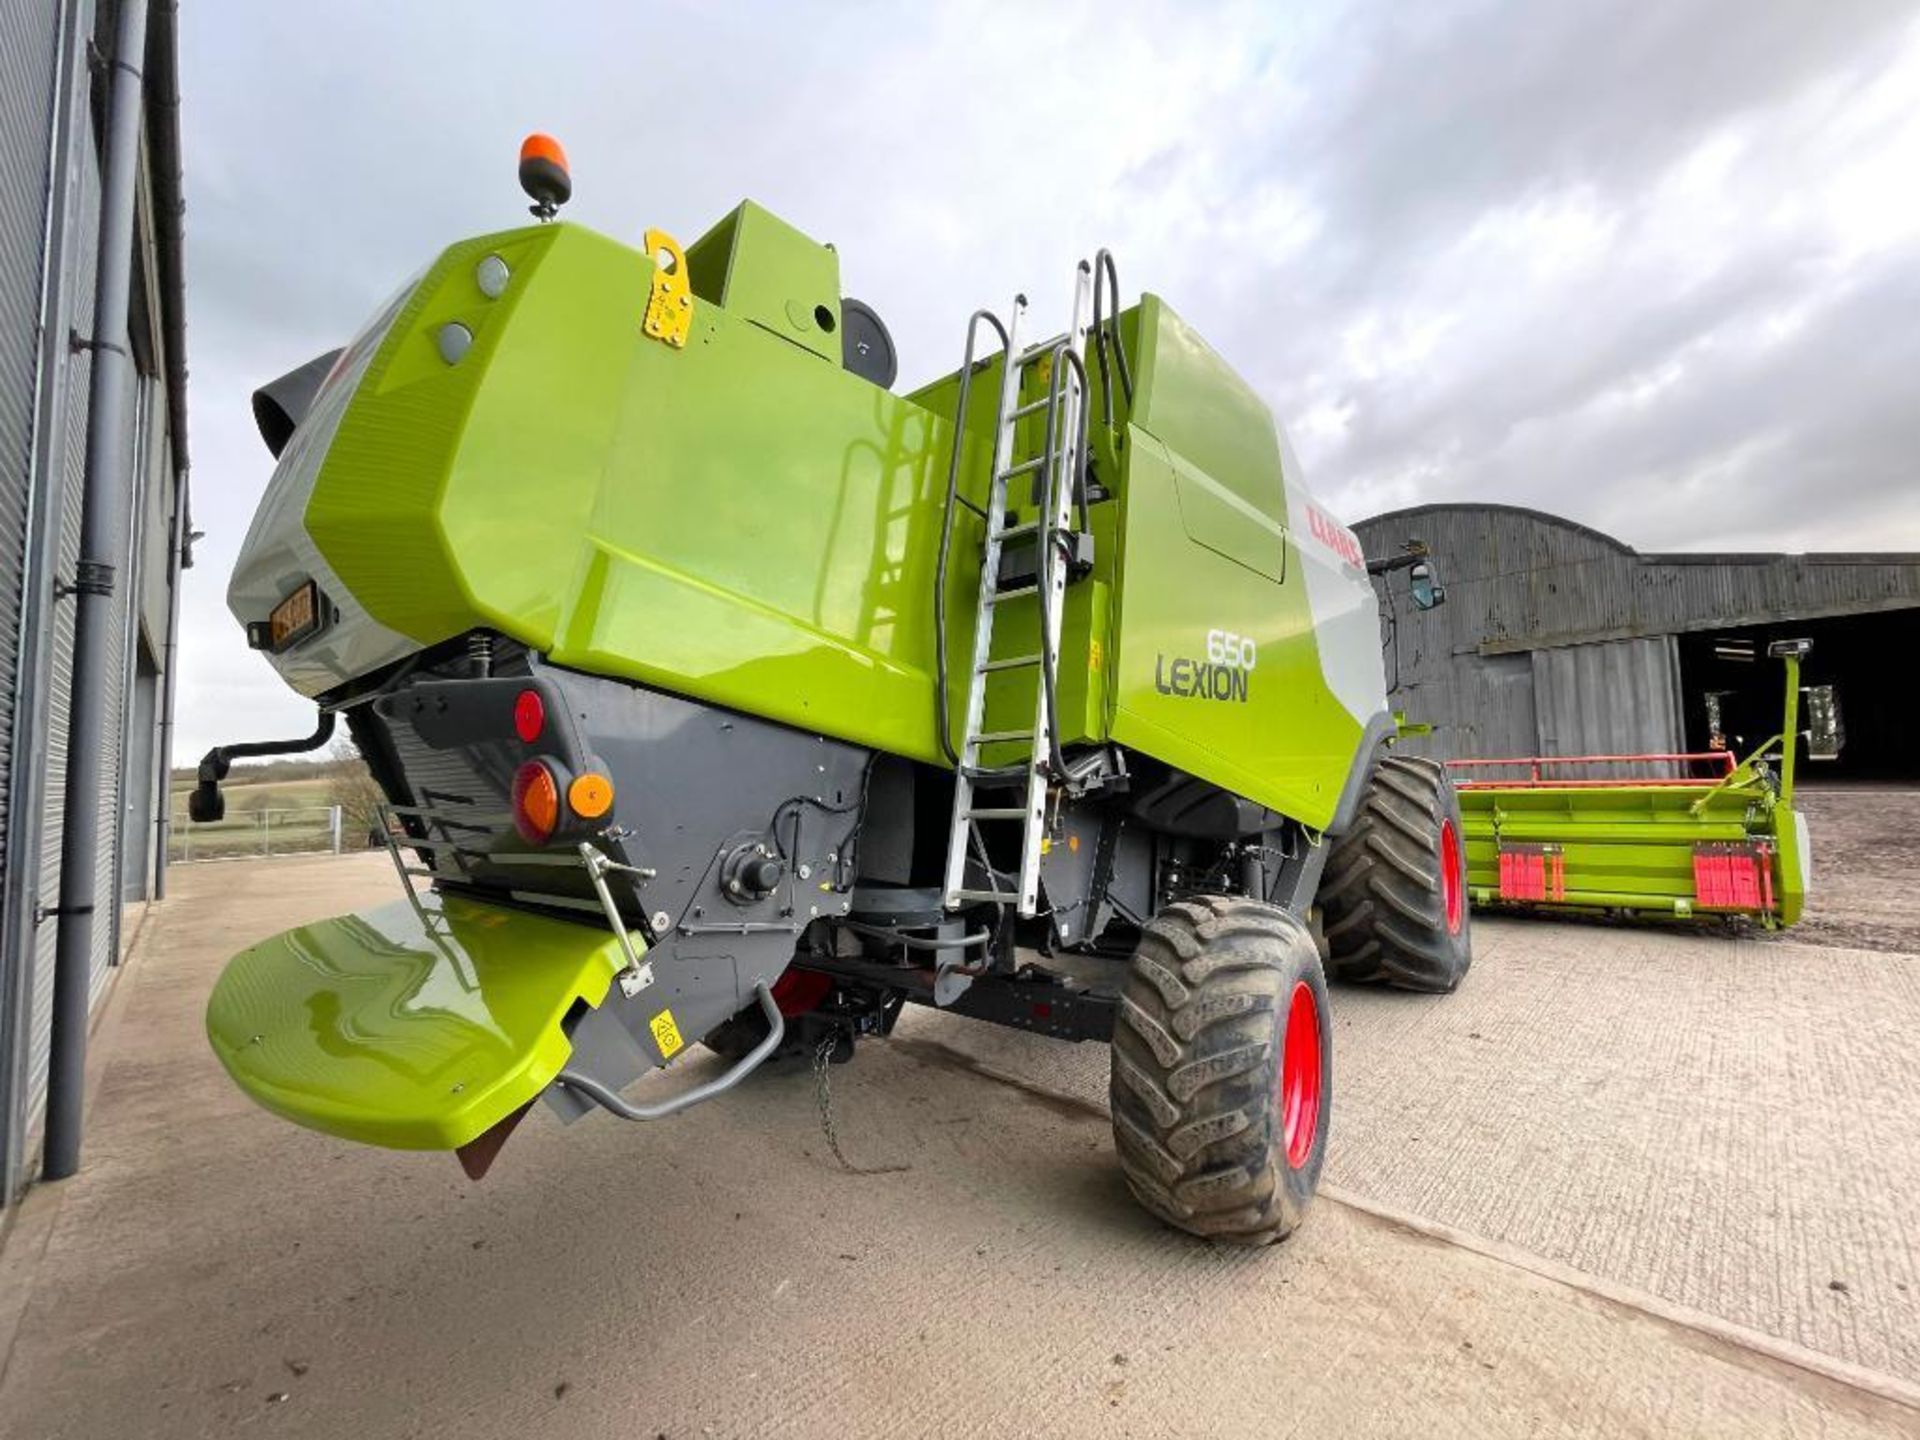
1803,685,1844,761
1408,560,1445,611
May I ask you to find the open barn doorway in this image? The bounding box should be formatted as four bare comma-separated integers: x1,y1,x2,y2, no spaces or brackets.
1678,608,1919,781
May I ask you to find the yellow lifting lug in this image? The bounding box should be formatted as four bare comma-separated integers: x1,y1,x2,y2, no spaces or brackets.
641,228,694,348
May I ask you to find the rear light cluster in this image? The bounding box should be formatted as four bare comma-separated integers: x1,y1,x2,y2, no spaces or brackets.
511,761,561,844
513,688,545,743
508,687,616,845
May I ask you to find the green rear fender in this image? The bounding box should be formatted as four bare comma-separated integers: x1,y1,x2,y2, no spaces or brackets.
205,892,633,1151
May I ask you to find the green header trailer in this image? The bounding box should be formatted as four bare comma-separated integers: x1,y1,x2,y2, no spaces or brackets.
186,139,1477,1247
1447,642,1827,929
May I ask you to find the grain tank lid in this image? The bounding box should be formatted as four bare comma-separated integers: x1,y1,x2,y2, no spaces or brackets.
205,890,632,1151
682,200,845,364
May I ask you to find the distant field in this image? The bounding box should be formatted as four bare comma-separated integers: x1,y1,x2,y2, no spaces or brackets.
169,775,365,861
167,776,336,811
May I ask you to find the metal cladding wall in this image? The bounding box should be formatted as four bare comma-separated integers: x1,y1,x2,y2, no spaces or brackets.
1531,638,1684,759
0,0,61,925
1355,503,1920,763
29,55,102,1124
1,0,185,1202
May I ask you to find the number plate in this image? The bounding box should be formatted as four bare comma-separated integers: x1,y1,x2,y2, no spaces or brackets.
266,580,326,652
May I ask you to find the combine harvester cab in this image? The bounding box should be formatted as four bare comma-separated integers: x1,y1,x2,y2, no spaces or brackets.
1448,641,1833,928
195,138,1470,1240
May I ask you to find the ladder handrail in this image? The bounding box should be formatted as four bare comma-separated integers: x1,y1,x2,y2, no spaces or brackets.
933,308,1016,767
1090,248,1134,431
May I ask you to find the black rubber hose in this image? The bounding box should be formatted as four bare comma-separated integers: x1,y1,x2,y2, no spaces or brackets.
1032,345,1093,780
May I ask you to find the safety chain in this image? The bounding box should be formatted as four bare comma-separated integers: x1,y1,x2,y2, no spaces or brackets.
811,1034,909,1177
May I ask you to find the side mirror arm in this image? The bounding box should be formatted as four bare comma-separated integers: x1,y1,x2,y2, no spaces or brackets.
187,708,337,823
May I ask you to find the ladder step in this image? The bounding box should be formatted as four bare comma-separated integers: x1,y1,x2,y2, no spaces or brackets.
960,762,1026,781
999,450,1066,481
999,519,1039,540
1009,396,1053,420
988,584,1037,603
972,728,1034,743
952,888,1017,906
978,653,1040,672
965,807,1028,821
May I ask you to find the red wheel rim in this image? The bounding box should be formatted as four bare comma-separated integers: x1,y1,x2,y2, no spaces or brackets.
1439,817,1464,935
1280,981,1322,1169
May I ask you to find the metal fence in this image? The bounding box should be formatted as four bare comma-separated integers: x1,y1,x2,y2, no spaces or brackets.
168,805,345,863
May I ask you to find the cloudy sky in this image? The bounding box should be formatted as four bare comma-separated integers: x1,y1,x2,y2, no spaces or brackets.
176,0,1920,757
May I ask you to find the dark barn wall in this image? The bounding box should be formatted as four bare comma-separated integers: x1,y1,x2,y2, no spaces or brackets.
1355,504,1920,767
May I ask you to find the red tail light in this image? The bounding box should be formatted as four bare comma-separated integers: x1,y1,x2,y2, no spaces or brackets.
513,689,545,743
511,761,560,844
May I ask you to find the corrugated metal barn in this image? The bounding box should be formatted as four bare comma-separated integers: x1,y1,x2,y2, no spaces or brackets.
0,0,188,1204
1353,504,1920,780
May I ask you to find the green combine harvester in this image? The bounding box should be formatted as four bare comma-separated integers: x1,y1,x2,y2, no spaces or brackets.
1446,643,1831,928
193,137,1473,1244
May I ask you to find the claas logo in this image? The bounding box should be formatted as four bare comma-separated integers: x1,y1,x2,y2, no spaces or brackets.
1307,504,1365,569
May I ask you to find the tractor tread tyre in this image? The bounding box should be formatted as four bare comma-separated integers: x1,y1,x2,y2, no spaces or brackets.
1320,754,1472,993
1109,897,1330,1246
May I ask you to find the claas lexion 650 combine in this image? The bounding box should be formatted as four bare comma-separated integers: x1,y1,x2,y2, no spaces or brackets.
193,137,1472,1244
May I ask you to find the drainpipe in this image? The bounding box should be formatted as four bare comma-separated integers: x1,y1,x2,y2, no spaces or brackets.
153,486,188,899
147,0,188,902
42,0,152,1182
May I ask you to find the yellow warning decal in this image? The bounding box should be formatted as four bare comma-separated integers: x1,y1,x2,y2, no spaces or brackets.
649,1009,684,1059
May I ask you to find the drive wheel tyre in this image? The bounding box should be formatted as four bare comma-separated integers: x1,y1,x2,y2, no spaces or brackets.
700,968,833,1063
1109,897,1331,1245
1320,754,1472,993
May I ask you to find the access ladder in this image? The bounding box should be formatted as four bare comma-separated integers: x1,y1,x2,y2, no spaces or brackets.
939,261,1097,917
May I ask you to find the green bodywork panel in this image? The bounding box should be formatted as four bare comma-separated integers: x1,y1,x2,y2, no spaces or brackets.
205,891,631,1149
300,208,1373,828
684,201,843,363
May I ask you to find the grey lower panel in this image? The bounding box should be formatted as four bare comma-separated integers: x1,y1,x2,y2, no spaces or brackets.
493,674,872,1110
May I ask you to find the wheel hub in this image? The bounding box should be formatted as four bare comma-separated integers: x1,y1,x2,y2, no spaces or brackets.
1280,981,1321,1168
1440,817,1464,935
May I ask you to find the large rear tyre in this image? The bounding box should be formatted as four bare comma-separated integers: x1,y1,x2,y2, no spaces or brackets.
1320,753,1472,993
1109,897,1331,1245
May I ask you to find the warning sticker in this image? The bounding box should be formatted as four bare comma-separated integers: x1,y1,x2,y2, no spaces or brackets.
649,1009,684,1059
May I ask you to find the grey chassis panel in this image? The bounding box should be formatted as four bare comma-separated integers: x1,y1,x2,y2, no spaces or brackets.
553,670,868,1090
365,663,872,1117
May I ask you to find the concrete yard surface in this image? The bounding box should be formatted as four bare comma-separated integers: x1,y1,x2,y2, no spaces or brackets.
1,853,1917,1438
945,920,1920,1383
1780,784,1920,953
